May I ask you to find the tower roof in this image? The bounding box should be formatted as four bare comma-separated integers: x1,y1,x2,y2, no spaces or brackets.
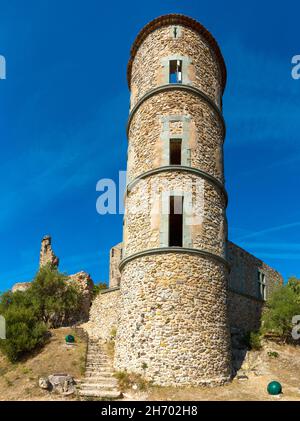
127,14,227,93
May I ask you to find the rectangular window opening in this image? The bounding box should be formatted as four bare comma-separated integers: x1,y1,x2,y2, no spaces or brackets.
168,196,183,247
169,60,182,84
170,139,182,165
258,271,266,300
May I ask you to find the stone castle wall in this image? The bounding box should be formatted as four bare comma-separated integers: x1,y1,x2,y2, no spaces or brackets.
109,243,122,288
127,90,224,184
227,241,283,333
124,172,226,258
84,288,121,340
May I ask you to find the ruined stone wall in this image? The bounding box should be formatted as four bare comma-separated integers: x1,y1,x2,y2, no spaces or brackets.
115,253,231,386
227,241,283,299
39,235,59,268
109,243,122,288
67,271,94,323
129,25,222,109
84,288,121,340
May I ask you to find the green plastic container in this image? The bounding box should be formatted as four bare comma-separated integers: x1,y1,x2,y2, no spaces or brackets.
267,381,282,395
65,334,75,344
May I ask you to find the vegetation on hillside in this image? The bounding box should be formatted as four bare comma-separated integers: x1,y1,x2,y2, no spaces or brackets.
247,277,300,346
92,282,107,298
0,265,83,362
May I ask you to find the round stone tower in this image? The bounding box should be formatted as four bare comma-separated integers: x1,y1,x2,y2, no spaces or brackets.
115,14,232,386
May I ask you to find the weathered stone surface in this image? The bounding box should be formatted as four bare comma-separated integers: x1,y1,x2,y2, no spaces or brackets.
48,374,76,395
109,243,122,288
39,235,59,268
129,25,222,110
38,377,50,390
127,90,224,184
11,237,94,326
115,253,232,386
227,242,283,333
11,282,31,293
67,271,94,323
83,288,120,340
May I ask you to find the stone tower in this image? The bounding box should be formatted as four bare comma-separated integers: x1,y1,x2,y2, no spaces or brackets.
115,14,232,386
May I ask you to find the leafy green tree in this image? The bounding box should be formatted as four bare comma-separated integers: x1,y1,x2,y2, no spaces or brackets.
27,265,81,327
0,294,47,362
262,280,300,342
0,265,84,361
287,276,300,298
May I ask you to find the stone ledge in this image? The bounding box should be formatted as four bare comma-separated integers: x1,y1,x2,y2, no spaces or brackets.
119,246,230,271
127,84,226,138
126,165,228,206
100,286,120,295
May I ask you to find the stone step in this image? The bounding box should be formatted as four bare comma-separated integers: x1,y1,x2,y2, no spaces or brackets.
85,367,113,372
85,363,112,368
85,370,114,376
82,376,118,383
79,390,122,399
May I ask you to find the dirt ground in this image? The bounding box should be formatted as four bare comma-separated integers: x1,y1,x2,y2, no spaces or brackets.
1,332,300,401
0,327,87,401
124,342,300,401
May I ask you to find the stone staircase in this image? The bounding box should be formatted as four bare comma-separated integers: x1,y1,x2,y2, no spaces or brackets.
79,338,122,399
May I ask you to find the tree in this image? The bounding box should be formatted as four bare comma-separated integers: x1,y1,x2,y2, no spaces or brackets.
0,290,47,362
27,265,81,328
0,265,84,361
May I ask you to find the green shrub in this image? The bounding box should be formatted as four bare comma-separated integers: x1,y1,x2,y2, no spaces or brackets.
0,304,47,362
0,265,84,362
267,351,279,358
114,371,149,392
92,283,107,298
245,331,262,350
261,281,300,342
27,265,81,327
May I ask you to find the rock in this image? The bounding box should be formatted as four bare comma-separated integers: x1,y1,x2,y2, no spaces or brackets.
11,282,31,293
40,235,59,268
237,374,248,381
39,377,50,390
48,374,76,395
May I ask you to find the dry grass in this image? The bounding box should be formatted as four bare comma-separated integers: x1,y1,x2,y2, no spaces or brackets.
0,327,87,401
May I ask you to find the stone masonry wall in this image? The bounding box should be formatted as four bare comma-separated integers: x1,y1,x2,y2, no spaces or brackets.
124,172,226,258
227,241,283,333
109,243,122,288
130,25,222,109
84,288,121,340
115,253,231,386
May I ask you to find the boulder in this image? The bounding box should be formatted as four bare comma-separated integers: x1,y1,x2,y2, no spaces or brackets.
48,374,76,395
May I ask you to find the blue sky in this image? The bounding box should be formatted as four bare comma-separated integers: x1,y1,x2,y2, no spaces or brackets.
0,0,299,291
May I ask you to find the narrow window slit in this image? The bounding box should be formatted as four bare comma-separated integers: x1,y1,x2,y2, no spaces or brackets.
168,196,183,247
